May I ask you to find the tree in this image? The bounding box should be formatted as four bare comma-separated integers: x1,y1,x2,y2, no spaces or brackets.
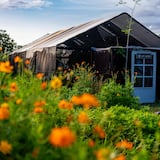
0,30,17,54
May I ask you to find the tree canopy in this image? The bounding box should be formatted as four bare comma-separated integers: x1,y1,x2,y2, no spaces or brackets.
0,30,17,54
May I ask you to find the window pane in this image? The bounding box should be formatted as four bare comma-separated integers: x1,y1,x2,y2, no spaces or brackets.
144,78,152,87
134,66,143,76
145,55,153,64
134,78,143,87
145,66,153,76
135,55,143,64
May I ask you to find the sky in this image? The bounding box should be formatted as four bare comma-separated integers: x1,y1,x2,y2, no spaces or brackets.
0,0,160,45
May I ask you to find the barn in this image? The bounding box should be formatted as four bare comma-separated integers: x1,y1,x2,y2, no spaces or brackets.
10,12,160,103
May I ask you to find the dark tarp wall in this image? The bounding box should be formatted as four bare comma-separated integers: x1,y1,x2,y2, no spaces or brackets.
30,47,56,79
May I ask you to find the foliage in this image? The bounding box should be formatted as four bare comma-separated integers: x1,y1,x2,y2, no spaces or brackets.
60,62,101,99
0,59,160,160
98,76,139,109
0,30,17,55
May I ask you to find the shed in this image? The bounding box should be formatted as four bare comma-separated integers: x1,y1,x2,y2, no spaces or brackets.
10,12,160,103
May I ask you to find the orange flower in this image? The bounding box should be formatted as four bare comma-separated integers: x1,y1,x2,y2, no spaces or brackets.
50,76,62,89
25,59,30,65
71,93,100,108
116,140,133,150
16,99,22,105
58,100,73,110
41,81,47,90
81,93,99,108
71,93,99,108
93,125,106,139
49,126,76,147
95,148,110,160
34,100,46,108
14,56,22,63
77,111,90,124
0,140,12,155
113,154,126,160
0,47,2,51
36,73,44,80
0,107,9,120
0,61,13,73
34,107,44,113
88,139,95,147
71,95,81,105
9,82,18,92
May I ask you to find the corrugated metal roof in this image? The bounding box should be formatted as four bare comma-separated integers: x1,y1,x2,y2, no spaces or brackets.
13,12,160,57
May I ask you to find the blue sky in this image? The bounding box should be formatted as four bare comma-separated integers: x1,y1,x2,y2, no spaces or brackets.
0,0,160,45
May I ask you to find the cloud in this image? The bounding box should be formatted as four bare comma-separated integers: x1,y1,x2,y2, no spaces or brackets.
0,0,52,9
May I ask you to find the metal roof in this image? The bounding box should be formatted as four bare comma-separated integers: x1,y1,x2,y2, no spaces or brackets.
13,12,160,57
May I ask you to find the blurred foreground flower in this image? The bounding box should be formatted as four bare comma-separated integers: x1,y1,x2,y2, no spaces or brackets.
0,140,12,155
95,148,110,160
78,111,90,124
49,126,76,147
0,106,9,120
0,61,13,73
10,82,18,92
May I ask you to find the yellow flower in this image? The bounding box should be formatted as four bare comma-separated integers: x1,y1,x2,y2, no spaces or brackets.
49,126,76,147
158,121,160,127
1,102,9,108
0,141,12,155
58,100,73,110
116,140,133,150
95,148,110,160
0,107,9,120
77,111,90,124
16,99,22,105
0,61,13,73
50,77,62,89
14,56,22,63
10,82,18,92
117,93,120,96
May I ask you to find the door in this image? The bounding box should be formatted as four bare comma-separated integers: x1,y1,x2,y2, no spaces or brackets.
131,50,156,103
